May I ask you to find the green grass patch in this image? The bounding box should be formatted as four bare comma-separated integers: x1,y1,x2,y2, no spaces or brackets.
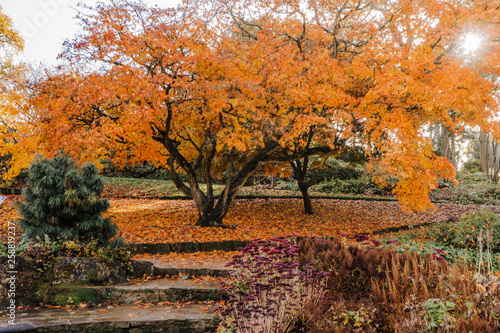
380,209,500,272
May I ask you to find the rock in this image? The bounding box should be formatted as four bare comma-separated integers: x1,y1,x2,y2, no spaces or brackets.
438,182,450,188
52,257,127,286
130,260,155,278
0,256,40,307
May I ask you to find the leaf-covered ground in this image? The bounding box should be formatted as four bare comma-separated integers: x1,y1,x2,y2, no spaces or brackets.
133,251,238,269
2,195,499,244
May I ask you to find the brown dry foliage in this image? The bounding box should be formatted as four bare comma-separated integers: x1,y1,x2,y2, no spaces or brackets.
298,237,500,332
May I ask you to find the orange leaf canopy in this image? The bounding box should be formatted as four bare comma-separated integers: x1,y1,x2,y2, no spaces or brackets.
10,0,500,214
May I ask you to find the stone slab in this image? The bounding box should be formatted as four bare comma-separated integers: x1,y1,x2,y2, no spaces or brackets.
154,267,231,278
112,279,221,291
131,258,232,278
83,279,223,304
0,304,218,332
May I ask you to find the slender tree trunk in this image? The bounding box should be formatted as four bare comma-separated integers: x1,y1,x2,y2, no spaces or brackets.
492,142,499,182
431,124,440,151
450,131,457,171
270,174,277,188
441,124,449,160
480,130,489,173
489,141,497,182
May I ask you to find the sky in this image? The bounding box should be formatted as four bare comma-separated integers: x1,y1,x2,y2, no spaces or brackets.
0,0,181,65
0,0,484,67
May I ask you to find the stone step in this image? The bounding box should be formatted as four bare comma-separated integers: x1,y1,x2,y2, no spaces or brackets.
154,266,231,278
44,278,224,307
131,260,232,278
127,241,249,255
88,278,222,305
0,303,218,332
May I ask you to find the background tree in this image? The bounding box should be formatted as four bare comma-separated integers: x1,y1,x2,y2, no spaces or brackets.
480,130,489,174
0,5,29,180
0,5,23,76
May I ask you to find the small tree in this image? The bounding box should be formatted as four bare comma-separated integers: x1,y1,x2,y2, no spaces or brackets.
17,154,118,246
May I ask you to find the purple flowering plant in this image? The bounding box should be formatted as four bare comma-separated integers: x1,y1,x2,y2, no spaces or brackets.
217,236,330,333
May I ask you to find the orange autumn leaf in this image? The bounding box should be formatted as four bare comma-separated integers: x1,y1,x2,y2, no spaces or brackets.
2,195,498,245
3,0,500,227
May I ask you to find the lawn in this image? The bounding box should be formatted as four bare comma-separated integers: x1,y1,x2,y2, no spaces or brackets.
103,176,340,199
103,172,500,206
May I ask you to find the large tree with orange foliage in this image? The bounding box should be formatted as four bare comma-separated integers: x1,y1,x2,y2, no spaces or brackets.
0,5,26,177
17,0,500,227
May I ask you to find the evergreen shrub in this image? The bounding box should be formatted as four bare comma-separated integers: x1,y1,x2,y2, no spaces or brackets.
17,154,119,246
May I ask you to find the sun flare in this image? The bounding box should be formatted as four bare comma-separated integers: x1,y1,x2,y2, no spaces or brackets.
463,33,482,53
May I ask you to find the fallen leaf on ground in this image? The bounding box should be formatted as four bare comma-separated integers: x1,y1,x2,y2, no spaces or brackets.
2,196,499,244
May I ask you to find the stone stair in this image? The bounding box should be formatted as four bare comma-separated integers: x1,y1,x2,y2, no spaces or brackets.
132,257,231,278
0,303,218,333
85,277,222,304
1,257,232,332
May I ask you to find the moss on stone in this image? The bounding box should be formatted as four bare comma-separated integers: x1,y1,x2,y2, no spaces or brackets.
36,284,104,306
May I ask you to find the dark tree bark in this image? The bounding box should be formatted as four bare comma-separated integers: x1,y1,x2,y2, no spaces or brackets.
292,160,310,214
151,102,333,227
290,127,320,215
291,157,318,215
158,124,332,226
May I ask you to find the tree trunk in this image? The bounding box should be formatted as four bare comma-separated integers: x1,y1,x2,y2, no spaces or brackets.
161,128,331,227
291,158,315,215
194,142,284,226
492,142,499,182
298,181,313,214
431,124,440,151
195,204,229,227
441,124,449,159
494,144,500,183
480,130,488,173
450,131,457,171
270,174,277,188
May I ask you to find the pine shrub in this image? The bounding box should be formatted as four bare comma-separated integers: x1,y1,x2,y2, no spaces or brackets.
17,154,119,246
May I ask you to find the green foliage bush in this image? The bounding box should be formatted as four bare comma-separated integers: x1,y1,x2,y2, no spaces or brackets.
314,177,374,195
430,209,500,252
382,209,500,272
313,160,364,182
276,180,300,191
462,159,481,173
449,186,489,205
17,154,120,246
432,172,500,205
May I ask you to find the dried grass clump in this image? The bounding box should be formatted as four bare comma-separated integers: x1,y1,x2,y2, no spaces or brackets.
298,236,500,332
